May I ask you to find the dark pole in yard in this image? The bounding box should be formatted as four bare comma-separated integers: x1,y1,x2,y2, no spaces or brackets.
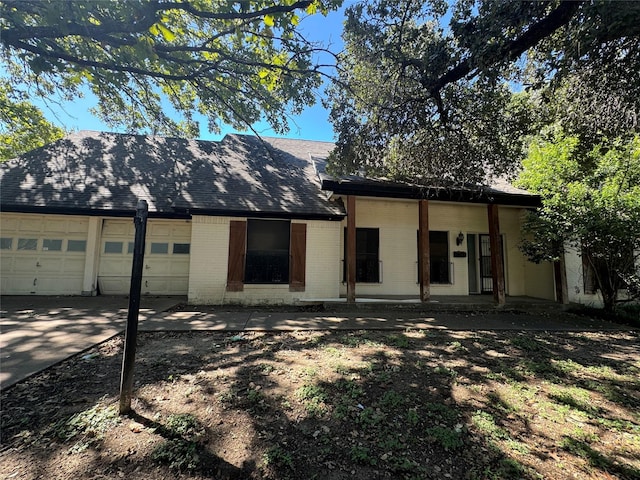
119,199,148,415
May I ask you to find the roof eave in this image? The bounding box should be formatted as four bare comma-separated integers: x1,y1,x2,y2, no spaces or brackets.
188,207,345,221
0,204,192,219
321,179,542,208
0,203,346,221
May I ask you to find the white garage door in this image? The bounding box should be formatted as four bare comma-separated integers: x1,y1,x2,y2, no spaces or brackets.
0,214,88,295
97,219,191,295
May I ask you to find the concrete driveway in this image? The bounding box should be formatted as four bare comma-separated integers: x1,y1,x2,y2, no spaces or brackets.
1,296,628,390
0,296,183,390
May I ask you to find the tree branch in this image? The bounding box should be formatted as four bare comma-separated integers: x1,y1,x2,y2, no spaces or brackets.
158,0,314,21
1,0,314,45
427,1,582,95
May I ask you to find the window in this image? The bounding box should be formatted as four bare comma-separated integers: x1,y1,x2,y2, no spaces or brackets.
128,242,135,254
67,240,86,252
245,219,290,284
150,242,169,254
430,231,450,284
582,245,634,294
104,241,123,254
0,238,12,250
18,238,37,250
42,239,62,251
417,231,451,284
344,228,380,283
173,243,190,254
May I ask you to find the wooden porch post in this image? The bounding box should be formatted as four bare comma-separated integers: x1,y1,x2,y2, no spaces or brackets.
554,250,569,304
487,204,506,305
418,199,430,302
346,195,356,303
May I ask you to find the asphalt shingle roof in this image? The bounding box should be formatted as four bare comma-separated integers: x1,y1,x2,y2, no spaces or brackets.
0,130,539,216
0,131,345,219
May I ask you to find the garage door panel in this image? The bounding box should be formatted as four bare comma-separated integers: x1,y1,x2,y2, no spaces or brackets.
68,219,89,233
98,277,130,295
64,257,87,272
144,262,170,275
143,278,169,294
99,258,132,276
146,223,190,238
12,256,37,273
38,257,64,273
36,277,83,295
171,260,190,276
19,218,44,232
2,276,37,294
148,224,172,236
143,258,190,276
0,255,14,273
103,220,133,236
44,219,67,233
169,277,189,293
1,217,18,232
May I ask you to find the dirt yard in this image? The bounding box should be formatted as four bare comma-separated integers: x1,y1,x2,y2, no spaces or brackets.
1,328,639,479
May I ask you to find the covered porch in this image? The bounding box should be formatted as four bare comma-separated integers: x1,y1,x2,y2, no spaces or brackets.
319,174,557,306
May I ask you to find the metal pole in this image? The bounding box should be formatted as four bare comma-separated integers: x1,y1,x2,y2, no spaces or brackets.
119,199,148,415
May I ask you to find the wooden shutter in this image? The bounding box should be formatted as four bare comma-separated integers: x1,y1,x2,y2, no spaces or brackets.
289,223,306,292
227,220,246,292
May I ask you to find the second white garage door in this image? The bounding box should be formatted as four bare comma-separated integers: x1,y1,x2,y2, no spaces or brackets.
97,219,191,295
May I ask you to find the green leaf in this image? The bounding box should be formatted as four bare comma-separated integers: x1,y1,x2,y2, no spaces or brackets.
157,23,176,42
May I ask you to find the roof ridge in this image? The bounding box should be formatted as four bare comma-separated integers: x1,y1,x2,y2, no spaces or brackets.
226,132,334,145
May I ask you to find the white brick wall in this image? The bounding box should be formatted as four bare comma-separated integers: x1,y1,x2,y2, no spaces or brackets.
564,241,640,308
187,216,341,305
565,244,603,307
188,216,232,304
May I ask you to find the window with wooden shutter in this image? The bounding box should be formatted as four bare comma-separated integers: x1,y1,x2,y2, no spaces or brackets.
289,223,306,292
227,220,246,292
244,219,290,284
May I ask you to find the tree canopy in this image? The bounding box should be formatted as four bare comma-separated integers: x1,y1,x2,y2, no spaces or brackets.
517,131,640,311
0,0,341,137
326,0,640,184
0,84,64,160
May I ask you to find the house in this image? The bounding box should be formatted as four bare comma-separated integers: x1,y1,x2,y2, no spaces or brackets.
0,130,557,305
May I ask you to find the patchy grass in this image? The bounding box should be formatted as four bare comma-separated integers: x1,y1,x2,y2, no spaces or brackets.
1,329,639,480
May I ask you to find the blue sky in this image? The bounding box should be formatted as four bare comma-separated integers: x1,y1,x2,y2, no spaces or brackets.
34,5,349,143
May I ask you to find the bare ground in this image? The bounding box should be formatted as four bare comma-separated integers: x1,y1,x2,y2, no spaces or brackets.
1,326,639,480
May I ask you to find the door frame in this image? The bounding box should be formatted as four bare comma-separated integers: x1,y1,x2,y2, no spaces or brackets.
467,233,507,295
